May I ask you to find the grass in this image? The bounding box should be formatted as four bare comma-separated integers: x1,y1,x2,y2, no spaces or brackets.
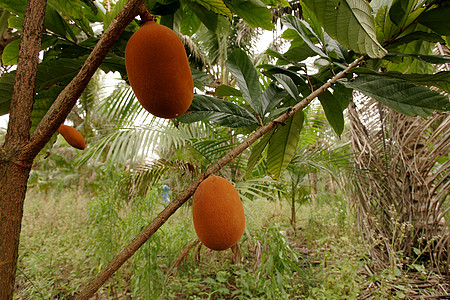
16,190,94,299
14,186,449,299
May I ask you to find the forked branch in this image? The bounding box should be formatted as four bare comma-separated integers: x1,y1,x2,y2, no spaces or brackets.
75,56,365,299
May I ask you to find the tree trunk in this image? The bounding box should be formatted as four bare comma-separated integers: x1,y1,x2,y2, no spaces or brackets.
0,0,47,298
0,161,33,299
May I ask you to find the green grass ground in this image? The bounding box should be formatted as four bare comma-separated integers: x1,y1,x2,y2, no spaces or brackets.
14,189,448,299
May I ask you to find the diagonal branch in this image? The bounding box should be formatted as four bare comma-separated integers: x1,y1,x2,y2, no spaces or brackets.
20,0,146,162
75,55,365,299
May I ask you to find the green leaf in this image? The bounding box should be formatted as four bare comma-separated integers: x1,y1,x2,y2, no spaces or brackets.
224,0,274,30
341,75,449,118
104,0,127,30
259,64,305,85
0,0,27,16
418,6,450,36
245,128,275,179
281,15,327,58
389,0,415,28
192,0,232,19
318,90,344,136
35,61,81,91
267,110,304,179
0,71,15,116
1,38,19,65
48,0,94,36
45,6,78,42
333,83,352,110
181,5,202,35
302,0,387,58
2,35,59,66
187,1,218,32
216,85,243,97
385,53,450,64
353,68,450,94
273,74,300,101
375,4,400,44
226,48,263,116
261,84,288,116
192,69,214,90
0,59,81,116
388,31,445,49
177,95,259,127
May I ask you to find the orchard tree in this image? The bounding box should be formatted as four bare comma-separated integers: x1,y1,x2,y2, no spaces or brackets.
1,0,449,299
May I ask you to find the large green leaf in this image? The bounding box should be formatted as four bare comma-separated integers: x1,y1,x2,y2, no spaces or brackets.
341,75,450,118
417,6,450,36
387,31,445,49
261,84,288,116
0,0,27,16
273,73,302,102
226,48,263,116
192,69,214,90
318,90,344,136
0,60,81,115
187,1,218,32
388,0,415,28
223,0,274,30
302,0,387,58
0,71,14,116
192,0,232,19
281,15,327,58
267,110,304,179
181,5,202,36
353,68,450,94
245,127,275,179
385,53,450,64
2,35,59,66
177,95,259,127
215,84,242,98
44,6,78,42
375,4,400,44
48,0,94,36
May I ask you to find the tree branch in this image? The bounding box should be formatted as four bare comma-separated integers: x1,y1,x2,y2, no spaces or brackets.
75,56,365,299
21,0,146,161
3,0,46,152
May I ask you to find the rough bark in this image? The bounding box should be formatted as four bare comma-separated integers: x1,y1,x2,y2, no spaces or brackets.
0,0,47,298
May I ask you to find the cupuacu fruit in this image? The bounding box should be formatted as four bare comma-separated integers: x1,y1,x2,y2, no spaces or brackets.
192,175,245,251
57,124,86,150
125,20,194,119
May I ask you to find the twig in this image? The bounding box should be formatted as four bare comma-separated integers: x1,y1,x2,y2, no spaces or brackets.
166,239,200,277
74,55,365,299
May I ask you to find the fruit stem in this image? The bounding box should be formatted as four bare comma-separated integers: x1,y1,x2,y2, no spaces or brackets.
138,5,154,23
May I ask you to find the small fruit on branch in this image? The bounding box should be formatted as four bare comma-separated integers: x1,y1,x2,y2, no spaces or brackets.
57,124,86,150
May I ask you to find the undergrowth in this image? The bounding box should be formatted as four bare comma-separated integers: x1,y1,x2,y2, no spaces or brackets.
15,179,448,299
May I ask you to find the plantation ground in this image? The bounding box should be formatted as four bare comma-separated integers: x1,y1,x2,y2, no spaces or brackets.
15,188,449,299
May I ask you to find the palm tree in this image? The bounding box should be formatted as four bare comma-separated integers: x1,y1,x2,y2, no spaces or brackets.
348,94,449,272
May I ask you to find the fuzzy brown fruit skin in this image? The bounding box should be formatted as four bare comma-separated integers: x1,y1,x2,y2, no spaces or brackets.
57,124,86,150
193,175,245,251
125,20,194,119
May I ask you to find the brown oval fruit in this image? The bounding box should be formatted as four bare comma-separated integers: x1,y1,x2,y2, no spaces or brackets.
57,124,85,150
125,20,194,119
193,175,245,251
